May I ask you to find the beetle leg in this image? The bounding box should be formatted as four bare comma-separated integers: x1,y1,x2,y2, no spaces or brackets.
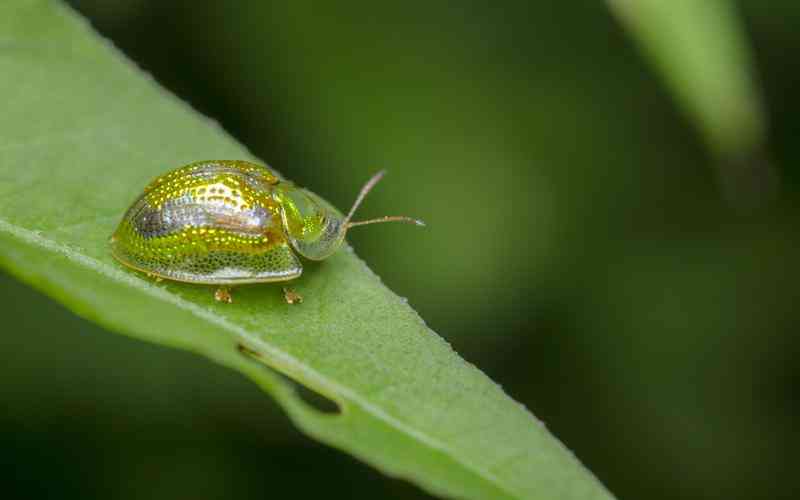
144,272,164,283
282,286,303,305
214,286,233,304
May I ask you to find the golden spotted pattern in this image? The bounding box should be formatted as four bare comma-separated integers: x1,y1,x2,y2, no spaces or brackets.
111,160,302,284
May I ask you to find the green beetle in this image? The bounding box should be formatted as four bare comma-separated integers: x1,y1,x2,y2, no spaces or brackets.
110,160,423,303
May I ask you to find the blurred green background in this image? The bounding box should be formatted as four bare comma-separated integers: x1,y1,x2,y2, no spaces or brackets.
2,1,799,499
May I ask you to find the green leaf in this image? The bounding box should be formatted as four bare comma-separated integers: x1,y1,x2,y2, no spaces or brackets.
606,0,778,208
0,2,612,499
607,0,765,159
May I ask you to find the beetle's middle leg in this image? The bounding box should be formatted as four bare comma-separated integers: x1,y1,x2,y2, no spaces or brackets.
214,286,233,304
282,286,303,305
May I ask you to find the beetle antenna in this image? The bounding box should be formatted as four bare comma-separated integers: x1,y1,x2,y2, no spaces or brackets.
344,170,385,225
344,170,425,230
347,216,426,229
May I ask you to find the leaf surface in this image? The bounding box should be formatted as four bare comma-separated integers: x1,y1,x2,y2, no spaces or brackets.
0,3,612,499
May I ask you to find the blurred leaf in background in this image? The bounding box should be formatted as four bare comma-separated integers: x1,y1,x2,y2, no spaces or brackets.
607,0,776,208
2,1,800,499
608,0,766,158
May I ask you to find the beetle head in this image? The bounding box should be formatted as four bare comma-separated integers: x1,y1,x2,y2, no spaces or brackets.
276,171,424,261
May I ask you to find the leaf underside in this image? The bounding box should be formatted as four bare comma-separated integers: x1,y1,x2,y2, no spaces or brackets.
0,2,612,499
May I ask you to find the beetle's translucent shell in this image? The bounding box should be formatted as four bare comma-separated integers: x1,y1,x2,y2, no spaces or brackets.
274,186,346,260
111,160,311,284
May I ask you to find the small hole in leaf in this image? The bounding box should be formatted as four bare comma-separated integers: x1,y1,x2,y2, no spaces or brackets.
293,383,341,414
237,342,341,415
